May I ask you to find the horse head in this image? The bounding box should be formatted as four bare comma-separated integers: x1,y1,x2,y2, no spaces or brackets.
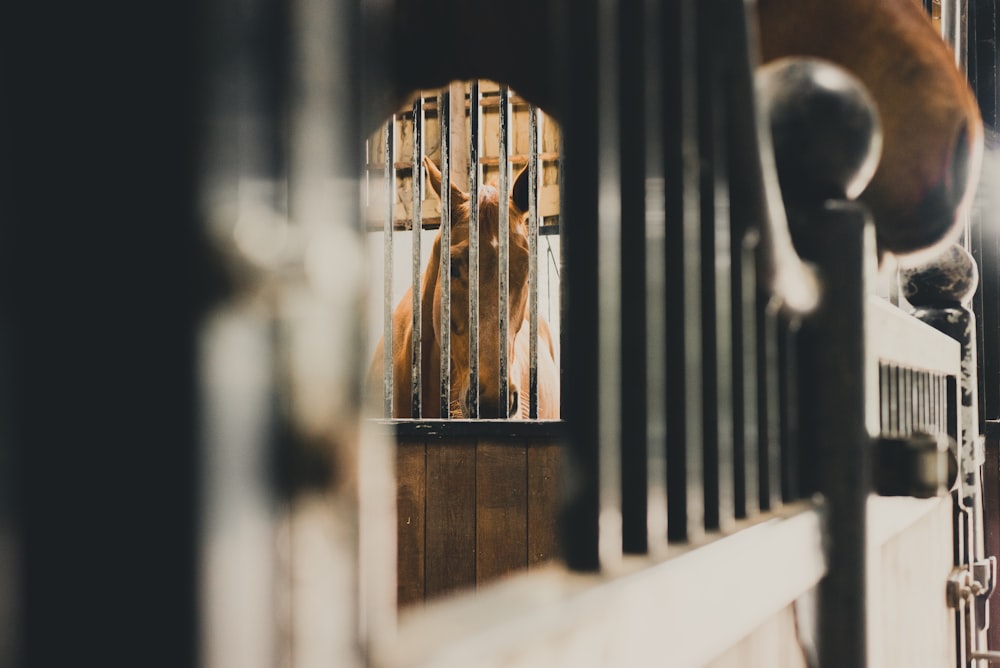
424,156,532,418
758,0,983,259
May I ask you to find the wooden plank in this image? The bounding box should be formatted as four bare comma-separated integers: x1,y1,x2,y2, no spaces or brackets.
384,504,826,668
876,497,954,667
527,442,562,566
425,441,477,598
397,440,427,607
705,604,809,668
476,441,529,583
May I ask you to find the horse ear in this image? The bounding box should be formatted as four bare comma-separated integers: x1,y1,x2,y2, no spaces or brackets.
422,155,468,204
423,156,443,197
511,163,530,215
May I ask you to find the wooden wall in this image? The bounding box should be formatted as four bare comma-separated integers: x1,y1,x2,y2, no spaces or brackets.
366,81,562,233
396,428,562,607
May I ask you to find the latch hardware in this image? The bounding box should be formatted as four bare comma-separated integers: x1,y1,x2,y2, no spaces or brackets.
946,557,996,610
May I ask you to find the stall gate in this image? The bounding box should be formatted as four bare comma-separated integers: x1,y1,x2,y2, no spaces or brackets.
4,0,999,667
358,0,996,665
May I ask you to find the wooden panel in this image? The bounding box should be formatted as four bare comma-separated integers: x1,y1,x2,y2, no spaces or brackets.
705,604,809,668
396,440,426,607
877,498,954,667
476,442,528,583
425,442,477,597
528,442,562,566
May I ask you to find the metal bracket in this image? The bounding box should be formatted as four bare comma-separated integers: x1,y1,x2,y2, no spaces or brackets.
947,558,997,610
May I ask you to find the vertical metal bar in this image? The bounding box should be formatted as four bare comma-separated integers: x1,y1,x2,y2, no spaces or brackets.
922,371,929,431
197,0,290,661
383,117,395,417
715,45,735,528
621,0,651,553
411,98,424,418
878,364,886,434
528,105,540,420
646,183,668,540
558,0,621,570
439,89,452,418
903,368,912,436
697,5,734,530
915,370,922,431
762,308,782,510
468,82,480,419
665,0,704,543
779,324,799,501
890,365,900,436
286,0,369,658
449,83,469,191
596,0,623,567
942,0,969,73
739,241,759,519
790,201,875,668
498,85,511,418
644,0,668,542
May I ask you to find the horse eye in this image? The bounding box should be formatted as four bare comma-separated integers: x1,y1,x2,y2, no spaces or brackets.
450,261,462,278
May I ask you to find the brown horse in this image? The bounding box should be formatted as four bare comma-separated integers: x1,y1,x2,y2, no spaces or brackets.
379,0,982,259
368,157,560,419
758,0,982,257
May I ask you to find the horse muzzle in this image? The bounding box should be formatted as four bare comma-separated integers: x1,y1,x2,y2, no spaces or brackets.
466,384,520,418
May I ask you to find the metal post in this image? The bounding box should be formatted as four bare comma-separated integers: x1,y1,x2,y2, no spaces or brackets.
758,56,884,668
528,105,540,420
497,85,510,418
383,117,395,417
438,89,452,418
412,97,424,418
468,82,480,419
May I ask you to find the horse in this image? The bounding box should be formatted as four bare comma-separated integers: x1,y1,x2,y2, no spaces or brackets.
757,0,983,257
368,157,560,419
376,0,982,260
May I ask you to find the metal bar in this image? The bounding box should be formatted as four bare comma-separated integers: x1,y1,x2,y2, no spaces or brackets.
412,97,424,418
528,105,540,420
696,6,730,531
644,0,668,541
942,0,969,73
596,0,623,567
384,116,395,417
790,200,875,668
903,367,912,435
762,306,782,511
450,82,469,191
439,89,452,418
558,0,611,570
665,0,704,543
468,82,480,419
779,324,799,501
879,364,889,435
739,240,760,519
922,371,929,431
890,365,900,436
644,0,667,553
498,85,510,418
620,0,651,553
